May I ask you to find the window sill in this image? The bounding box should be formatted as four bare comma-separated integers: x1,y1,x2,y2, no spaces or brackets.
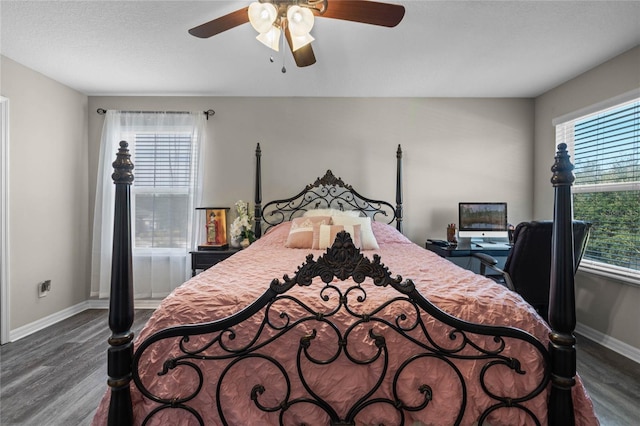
578,261,640,288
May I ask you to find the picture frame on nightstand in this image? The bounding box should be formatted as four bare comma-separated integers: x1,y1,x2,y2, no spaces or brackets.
197,207,229,250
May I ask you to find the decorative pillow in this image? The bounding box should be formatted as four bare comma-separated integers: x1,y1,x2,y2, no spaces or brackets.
330,216,379,250
303,208,361,218
312,224,362,250
285,216,331,248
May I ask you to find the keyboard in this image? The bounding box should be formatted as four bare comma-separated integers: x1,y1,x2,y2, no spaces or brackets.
473,242,511,250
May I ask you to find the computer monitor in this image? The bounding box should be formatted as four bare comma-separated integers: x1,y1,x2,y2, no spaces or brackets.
458,202,508,240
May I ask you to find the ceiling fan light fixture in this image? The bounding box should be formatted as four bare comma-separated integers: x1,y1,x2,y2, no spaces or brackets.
248,2,277,34
287,5,314,36
191,0,404,68
256,25,282,51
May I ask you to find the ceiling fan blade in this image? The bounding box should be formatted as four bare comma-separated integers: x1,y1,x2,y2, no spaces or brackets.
285,27,317,67
188,7,250,38
321,0,405,27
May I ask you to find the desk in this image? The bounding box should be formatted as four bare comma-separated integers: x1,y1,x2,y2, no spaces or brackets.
425,242,511,274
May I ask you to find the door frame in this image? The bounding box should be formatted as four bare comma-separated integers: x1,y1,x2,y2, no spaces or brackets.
1,96,10,344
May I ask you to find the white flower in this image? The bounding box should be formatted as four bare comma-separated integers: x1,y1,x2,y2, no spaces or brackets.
231,200,255,241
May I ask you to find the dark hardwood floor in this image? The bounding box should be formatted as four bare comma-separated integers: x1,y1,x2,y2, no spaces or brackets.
1,309,639,425
575,334,640,425
0,309,154,426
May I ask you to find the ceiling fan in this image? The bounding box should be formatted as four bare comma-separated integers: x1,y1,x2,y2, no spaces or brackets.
188,0,405,68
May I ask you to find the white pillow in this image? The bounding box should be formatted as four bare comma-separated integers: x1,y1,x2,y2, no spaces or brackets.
312,224,362,250
304,208,361,218
330,216,379,250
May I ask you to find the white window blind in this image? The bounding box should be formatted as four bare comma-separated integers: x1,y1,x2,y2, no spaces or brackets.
556,98,639,283
132,132,195,249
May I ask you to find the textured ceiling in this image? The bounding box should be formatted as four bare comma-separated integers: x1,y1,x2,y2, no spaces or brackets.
1,0,639,97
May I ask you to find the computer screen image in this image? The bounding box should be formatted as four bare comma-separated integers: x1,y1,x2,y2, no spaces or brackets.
458,202,508,240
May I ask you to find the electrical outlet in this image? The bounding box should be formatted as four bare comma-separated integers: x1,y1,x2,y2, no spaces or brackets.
38,280,51,298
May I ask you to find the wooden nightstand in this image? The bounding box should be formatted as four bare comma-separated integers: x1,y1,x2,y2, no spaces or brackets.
190,248,241,276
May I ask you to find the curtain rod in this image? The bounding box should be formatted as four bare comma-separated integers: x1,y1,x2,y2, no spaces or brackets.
96,108,215,120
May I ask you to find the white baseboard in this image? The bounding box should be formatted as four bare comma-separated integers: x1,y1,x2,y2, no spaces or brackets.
9,301,91,342
8,299,161,343
86,299,161,310
576,322,640,365
86,299,109,309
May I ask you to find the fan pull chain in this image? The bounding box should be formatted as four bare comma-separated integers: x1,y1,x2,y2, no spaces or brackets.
281,31,287,73
267,32,286,73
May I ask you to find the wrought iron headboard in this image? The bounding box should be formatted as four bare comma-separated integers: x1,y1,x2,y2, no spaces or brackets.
253,144,403,237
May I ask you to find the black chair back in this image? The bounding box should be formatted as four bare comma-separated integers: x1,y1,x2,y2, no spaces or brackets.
504,220,592,321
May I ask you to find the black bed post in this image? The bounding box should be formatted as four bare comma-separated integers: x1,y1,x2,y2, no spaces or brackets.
107,141,135,426
548,143,576,426
254,143,262,239
395,144,403,233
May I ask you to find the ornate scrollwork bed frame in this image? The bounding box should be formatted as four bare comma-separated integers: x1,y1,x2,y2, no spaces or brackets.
105,143,579,426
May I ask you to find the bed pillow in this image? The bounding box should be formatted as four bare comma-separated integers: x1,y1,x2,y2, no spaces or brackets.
312,224,362,250
330,216,379,250
303,208,362,218
285,216,331,248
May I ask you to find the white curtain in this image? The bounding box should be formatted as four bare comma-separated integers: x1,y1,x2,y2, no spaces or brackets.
91,111,206,299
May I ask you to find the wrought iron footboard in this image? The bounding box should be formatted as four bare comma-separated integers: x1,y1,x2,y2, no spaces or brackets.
131,232,549,425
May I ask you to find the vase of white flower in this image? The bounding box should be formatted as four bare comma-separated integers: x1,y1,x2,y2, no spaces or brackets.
230,200,255,248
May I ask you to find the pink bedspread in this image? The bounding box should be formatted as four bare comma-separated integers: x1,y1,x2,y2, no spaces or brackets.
93,222,598,426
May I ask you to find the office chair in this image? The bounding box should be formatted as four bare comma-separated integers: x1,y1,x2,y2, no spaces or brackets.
473,220,592,322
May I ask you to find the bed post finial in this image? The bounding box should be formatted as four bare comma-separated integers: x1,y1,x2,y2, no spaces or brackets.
112,141,134,184
395,144,403,233
550,143,575,187
107,141,134,426
254,143,262,238
548,142,576,426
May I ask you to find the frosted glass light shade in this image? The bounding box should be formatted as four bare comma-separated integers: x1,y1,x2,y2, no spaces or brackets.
256,26,281,51
290,33,315,51
248,2,277,34
287,5,314,36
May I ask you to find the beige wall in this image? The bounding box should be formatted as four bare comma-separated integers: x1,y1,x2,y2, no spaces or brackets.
88,97,534,246
534,46,640,351
1,56,89,330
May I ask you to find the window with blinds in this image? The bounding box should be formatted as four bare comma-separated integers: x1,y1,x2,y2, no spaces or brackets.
556,98,639,281
132,132,194,249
